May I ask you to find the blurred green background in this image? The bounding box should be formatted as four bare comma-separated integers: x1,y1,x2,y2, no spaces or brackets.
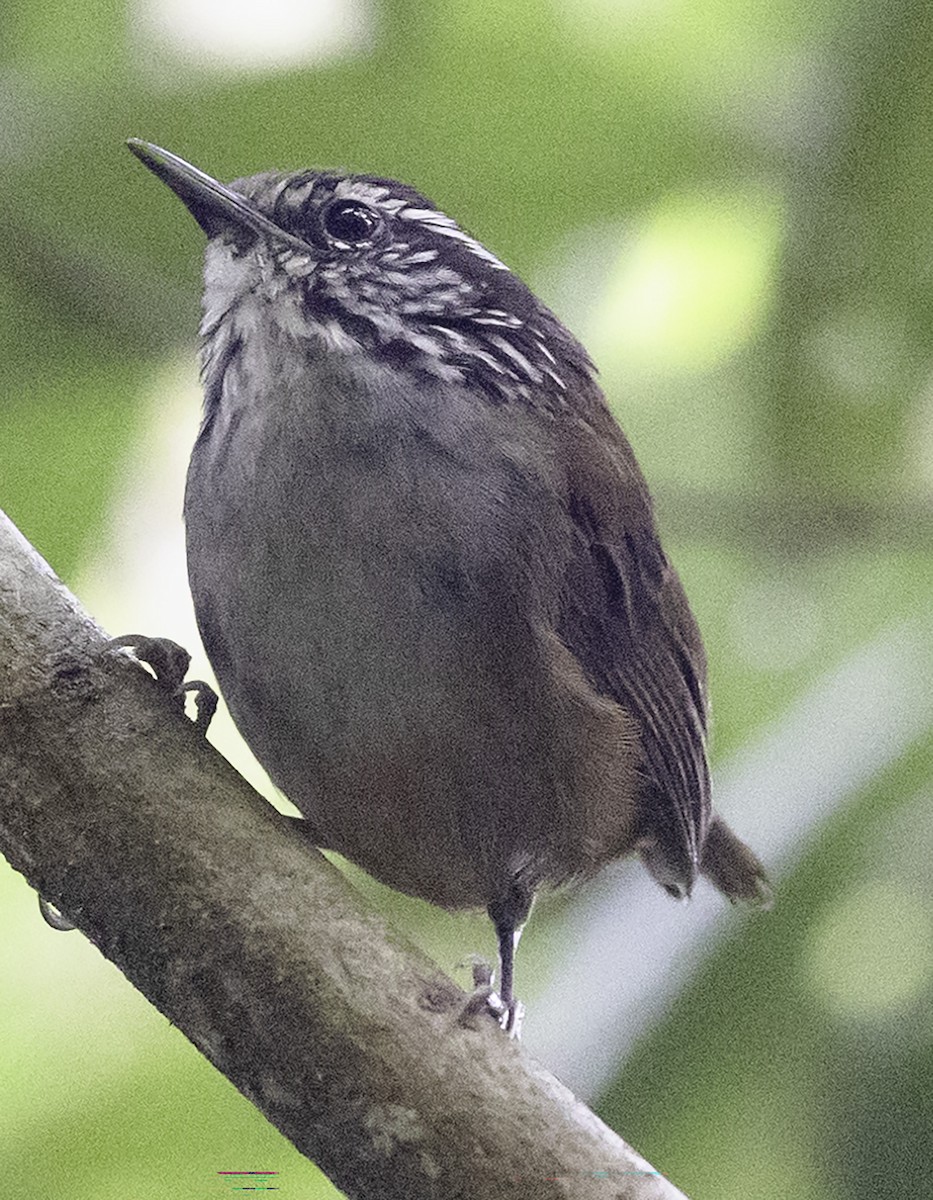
2,0,933,1197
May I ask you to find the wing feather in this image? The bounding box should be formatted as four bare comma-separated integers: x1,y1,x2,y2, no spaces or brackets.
557,405,711,891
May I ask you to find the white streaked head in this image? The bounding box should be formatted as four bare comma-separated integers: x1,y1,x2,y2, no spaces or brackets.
155,155,597,406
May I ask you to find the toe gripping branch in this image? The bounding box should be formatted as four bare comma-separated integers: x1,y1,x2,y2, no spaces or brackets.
38,635,219,932
109,634,218,734
458,956,526,1039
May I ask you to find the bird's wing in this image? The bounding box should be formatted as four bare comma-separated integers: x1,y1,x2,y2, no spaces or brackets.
557,404,711,891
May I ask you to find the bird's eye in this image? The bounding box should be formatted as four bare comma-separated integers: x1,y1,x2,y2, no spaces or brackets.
322,200,380,246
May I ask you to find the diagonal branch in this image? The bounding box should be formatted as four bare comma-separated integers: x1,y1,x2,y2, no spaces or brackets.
0,508,687,1200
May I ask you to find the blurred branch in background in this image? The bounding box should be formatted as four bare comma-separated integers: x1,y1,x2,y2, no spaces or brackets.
764,0,933,494
1,205,191,350
658,485,933,552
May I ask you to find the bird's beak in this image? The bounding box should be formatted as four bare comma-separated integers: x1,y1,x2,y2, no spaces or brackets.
126,139,310,252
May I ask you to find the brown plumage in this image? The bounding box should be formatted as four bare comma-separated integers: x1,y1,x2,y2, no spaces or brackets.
128,140,770,1032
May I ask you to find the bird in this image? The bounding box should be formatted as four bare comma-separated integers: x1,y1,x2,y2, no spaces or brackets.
127,139,769,1034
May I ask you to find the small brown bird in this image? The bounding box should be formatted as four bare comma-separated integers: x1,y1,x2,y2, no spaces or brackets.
128,140,769,1032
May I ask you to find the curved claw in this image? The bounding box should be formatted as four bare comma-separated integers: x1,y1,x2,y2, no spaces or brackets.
109,634,191,693
180,678,218,733
38,895,76,932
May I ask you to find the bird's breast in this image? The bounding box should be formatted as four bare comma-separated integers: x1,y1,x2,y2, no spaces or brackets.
183,342,637,906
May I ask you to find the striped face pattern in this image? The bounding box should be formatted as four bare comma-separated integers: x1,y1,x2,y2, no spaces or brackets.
203,170,594,406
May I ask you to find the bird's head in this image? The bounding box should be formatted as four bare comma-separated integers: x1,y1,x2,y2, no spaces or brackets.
127,140,591,403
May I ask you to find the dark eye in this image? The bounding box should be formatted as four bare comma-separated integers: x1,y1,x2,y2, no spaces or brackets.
322,199,380,246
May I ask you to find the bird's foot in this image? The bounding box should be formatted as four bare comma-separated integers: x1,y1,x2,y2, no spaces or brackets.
109,634,218,734
457,958,524,1038
39,636,217,933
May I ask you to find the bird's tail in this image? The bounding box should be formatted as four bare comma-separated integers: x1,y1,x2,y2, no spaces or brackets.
701,812,772,908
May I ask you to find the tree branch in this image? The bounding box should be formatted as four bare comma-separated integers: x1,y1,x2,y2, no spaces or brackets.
0,508,687,1200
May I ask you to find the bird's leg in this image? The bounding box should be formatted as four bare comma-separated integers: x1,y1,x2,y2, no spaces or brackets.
459,883,533,1037
491,916,525,1037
